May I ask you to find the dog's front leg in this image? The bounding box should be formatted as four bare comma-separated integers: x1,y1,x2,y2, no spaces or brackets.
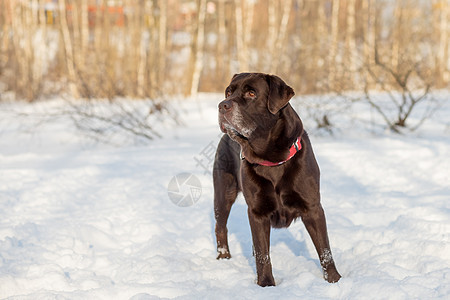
248,209,275,287
302,203,341,283
213,168,239,259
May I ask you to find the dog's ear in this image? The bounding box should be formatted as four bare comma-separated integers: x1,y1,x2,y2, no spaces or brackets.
265,74,295,114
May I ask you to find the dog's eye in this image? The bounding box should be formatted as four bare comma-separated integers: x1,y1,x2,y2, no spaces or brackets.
226,90,232,98
246,91,256,98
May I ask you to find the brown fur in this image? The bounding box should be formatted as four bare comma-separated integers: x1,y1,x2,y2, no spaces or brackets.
213,73,341,287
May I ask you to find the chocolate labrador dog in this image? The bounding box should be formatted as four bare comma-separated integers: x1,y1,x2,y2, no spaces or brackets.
213,73,341,287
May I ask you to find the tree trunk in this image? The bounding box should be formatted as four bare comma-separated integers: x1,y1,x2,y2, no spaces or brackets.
235,0,250,71
329,0,340,90
243,0,254,69
59,0,79,98
80,0,89,64
217,0,228,82
0,1,11,67
362,0,375,66
137,1,151,98
11,1,35,100
158,0,167,90
438,0,449,84
190,0,207,96
271,0,293,72
391,2,402,71
34,0,48,95
267,0,277,72
346,0,357,87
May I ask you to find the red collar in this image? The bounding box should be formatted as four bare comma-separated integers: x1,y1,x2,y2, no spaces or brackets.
242,136,302,167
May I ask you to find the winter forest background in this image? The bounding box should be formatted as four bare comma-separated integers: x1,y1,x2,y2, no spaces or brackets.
1,0,449,135
1,1,448,98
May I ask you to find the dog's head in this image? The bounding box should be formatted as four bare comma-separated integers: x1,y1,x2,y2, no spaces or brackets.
218,73,295,141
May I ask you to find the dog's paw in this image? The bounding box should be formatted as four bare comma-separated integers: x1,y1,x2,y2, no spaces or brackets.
216,247,231,259
257,275,276,287
216,252,231,259
324,267,341,283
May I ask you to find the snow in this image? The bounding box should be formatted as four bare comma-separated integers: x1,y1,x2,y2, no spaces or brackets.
0,94,449,299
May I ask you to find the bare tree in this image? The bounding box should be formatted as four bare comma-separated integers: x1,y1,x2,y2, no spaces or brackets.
362,0,376,73
328,0,341,91
0,1,10,69
437,0,449,84
59,0,79,98
189,0,207,97
137,1,152,98
270,0,293,73
67,99,171,145
216,0,229,84
235,0,254,72
363,45,435,132
0,0,445,129
159,0,168,88
345,0,357,83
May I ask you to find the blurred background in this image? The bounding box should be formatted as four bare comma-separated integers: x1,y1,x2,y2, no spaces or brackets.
1,0,448,101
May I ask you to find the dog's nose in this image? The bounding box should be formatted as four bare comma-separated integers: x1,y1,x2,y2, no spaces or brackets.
218,100,232,113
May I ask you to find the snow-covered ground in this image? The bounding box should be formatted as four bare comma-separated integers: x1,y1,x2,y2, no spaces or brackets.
0,95,449,299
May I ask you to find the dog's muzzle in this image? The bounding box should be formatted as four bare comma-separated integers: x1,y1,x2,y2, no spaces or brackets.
218,99,232,114
218,99,233,133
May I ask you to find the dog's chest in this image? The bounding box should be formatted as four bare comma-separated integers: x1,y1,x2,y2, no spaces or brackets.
242,165,308,223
